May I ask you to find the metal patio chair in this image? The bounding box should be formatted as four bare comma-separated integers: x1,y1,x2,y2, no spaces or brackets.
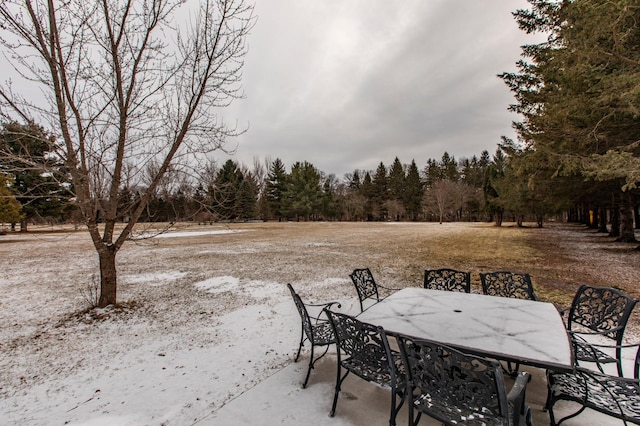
479,270,538,301
424,268,471,293
565,284,637,376
287,283,341,388
546,343,640,425
396,334,532,426
324,309,405,426
479,270,537,375
349,267,400,312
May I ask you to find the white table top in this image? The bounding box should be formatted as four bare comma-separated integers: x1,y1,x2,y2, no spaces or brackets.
357,287,573,371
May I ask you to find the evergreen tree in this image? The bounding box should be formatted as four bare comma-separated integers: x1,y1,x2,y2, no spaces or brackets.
423,158,440,188
0,174,23,226
501,0,640,240
211,159,245,220
282,161,322,221
440,152,459,181
348,170,362,190
388,157,406,202
264,158,287,221
361,172,374,221
236,177,257,220
371,162,388,220
484,150,507,225
0,122,71,229
404,160,423,221
320,174,340,220
344,170,365,221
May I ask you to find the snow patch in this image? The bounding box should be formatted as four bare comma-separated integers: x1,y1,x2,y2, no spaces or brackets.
195,276,240,294
122,271,188,286
154,229,243,238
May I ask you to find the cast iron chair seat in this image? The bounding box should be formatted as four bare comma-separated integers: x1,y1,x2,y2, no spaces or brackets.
572,334,619,366
324,309,405,426
479,270,537,301
350,267,401,312
546,344,640,425
564,284,637,377
424,268,471,293
396,334,532,426
287,283,341,388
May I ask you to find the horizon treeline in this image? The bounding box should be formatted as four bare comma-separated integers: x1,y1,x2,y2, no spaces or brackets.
1,119,638,236
0,117,624,232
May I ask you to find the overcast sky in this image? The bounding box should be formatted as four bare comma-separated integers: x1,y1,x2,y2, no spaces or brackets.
220,0,544,178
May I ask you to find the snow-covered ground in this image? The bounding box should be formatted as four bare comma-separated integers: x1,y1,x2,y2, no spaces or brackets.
1,222,638,425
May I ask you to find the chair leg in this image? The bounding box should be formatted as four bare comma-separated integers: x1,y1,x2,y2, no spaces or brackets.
543,381,552,412
616,357,624,377
389,386,398,426
294,324,304,363
330,368,350,417
302,345,314,389
504,361,520,377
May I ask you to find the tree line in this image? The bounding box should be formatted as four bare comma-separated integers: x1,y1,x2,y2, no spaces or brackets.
0,121,504,227
2,118,638,236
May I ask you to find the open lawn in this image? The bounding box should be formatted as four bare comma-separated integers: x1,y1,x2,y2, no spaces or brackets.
1,221,639,425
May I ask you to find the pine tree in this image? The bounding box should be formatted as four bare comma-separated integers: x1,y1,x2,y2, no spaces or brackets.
211,159,245,220
371,162,388,221
265,158,287,221
282,161,322,221
404,160,424,221
0,122,71,229
0,174,23,226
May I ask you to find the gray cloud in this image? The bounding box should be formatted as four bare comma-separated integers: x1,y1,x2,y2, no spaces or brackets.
223,0,543,177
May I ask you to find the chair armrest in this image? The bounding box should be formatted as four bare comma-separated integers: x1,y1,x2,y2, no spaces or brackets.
309,301,341,323
507,372,531,426
571,335,640,376
305,301,341,309
575,340,639,350
507,372,531,404
377,284,402,292
569,325,625,338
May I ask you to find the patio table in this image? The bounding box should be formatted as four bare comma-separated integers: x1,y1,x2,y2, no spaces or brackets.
357,287,573,371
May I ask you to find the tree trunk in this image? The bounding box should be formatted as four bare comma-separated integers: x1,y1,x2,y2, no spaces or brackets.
634,205,640,230
598,207,608,233
98,246,118,307
495,210,503,227
619,194,637,243
610,196,620,237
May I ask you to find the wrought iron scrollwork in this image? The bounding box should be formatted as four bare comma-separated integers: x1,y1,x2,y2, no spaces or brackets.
424,268,471,293
480,271,537,301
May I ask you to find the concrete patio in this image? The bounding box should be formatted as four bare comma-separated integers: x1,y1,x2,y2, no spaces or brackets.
209,349,625,425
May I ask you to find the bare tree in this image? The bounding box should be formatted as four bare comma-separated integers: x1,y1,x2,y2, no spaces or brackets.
423,180,463,224
0,0,255,306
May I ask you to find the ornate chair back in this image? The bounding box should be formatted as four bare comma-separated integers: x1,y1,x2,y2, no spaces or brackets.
424,268,471,293
349,268,380,312
288,283,315,343
397,334,531,426
324,309,404,425
480,271,537,300
567,284,637,376
568,284,637,341
287,283,339,388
